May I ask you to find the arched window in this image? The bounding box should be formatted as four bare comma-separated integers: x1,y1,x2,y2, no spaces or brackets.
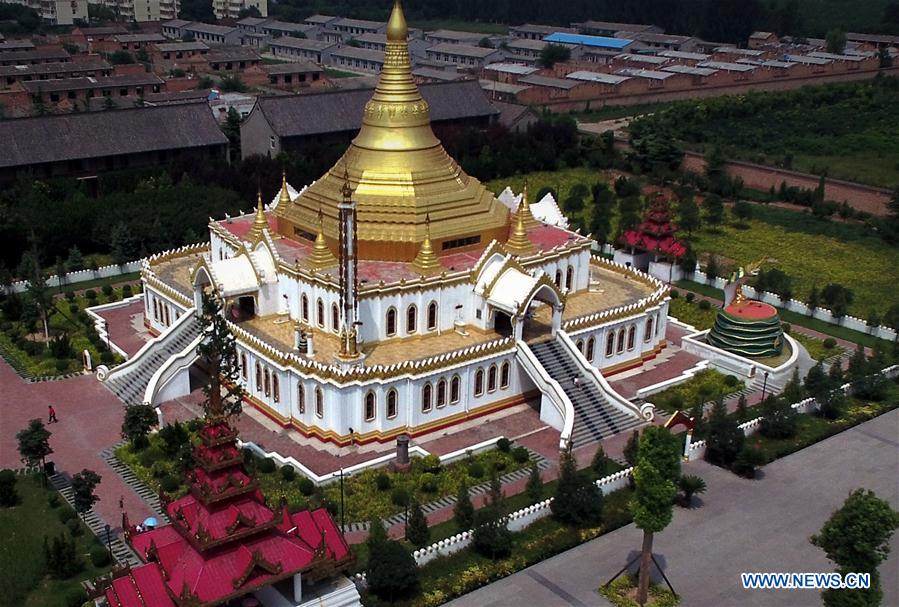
576,339,584,353
331,303,339,332
606,333,615,357
364,391,376,421
427,301,438,330
316,298,324,327
406,304,417,333
298,384,305,414
487,364,497,392
152,299,159,321
566,266,574,290
500,361,510,389
272,374,280,402
422,383,433,413
627,325,636,350
450,375,461,403
474,369,484,396
164,306,170,326
263,369,271,396
255,363,262,392
240,353,247,379
617,329,626,353
554,269,562,286
315,388,323,418
386,307,397,336
645,318,654,342
301,294,309,322
387,389,398,419
436,379,447,407
586,337,595,362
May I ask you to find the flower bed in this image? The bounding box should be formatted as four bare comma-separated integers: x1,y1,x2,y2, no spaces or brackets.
600,575,680,607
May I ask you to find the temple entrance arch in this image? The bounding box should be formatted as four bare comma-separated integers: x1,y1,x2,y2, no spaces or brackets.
494,310,513,337
517,280,564,343
192,264,215,313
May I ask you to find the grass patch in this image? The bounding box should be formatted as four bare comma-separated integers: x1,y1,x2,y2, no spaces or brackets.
323,67,363,79
685,208,899,317
648,368,744,411
56,271,140,294
572,101,675,123
673,280,722,300
600,574,680,607
0,474,111,607
790,332,843,362
668,298,717,331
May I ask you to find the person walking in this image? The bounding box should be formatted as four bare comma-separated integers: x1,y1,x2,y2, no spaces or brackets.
48,405,58,423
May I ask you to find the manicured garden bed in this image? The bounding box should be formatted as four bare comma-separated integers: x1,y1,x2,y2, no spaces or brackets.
116,432,534,523
668,297,717,330
648,369,743,412
361,487,635,607
789,331,843,362
0,473,112,607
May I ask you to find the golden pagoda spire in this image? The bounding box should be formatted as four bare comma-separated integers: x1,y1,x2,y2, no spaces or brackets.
517,179,539,229
411,213,441,275
248,190,268,241
308,208,338,269
278,170,291,206
505,199,535,256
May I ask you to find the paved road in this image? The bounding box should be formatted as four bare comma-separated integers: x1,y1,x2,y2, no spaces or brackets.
448,408,899,607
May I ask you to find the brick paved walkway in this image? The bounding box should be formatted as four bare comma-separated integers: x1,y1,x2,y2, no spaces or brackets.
0,359,155,536
93,299,148,358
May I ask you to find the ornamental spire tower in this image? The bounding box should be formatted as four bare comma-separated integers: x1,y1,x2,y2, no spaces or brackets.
247,190,268,242
275,0,509,262
308,209,338,269
337,172,361,361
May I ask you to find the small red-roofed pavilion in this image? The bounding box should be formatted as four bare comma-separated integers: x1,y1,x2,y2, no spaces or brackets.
618,195,687,261
102,421,353,607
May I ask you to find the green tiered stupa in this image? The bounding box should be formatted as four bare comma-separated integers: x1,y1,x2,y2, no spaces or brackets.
707,298,784,357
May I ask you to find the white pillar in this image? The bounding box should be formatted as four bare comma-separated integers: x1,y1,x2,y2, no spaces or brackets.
683,430,693,459
293,572,303,603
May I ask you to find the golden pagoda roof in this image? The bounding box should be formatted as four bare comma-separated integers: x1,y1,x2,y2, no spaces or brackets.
275,0,508,261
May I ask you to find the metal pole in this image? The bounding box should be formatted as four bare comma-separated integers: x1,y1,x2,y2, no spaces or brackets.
104,320,110,350
761,372,769,401
339,468,345,532
105,523,112,562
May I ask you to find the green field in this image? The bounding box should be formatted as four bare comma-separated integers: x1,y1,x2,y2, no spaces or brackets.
688,205,899,318
630,78,899,188
485,167,608,206
0,475,111,607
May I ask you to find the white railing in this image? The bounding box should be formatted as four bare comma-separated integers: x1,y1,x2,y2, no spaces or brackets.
143,333,203,406
515,340,575,450
557,331,652,421
411,467,634,566
5,260,143,295
96,311,197,382
84,294,144,359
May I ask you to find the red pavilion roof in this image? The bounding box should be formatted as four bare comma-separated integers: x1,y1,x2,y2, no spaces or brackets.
619,195,687,258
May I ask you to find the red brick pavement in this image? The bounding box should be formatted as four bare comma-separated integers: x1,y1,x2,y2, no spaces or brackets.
0,359,155,533
609,350,703,399
94,299,148,358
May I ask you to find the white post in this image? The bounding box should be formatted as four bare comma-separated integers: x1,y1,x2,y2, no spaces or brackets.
293,572,303,603
683,429,693,458
306,331,315,357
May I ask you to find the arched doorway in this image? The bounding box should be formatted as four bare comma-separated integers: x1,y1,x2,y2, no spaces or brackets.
494,310,513,337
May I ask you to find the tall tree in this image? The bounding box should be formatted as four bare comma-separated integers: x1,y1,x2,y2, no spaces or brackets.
675,195,701,235
703,193,725,226
454,480,475,530
16,419,53,472
811,489,899,607
825,28,847,54
71,469,101,518
631,426,681,606
121,404,158,449
196,292,246,419
704,400,744,466
405,500,430,547
538,44,571,68
20,246,52,341
551,449,603,526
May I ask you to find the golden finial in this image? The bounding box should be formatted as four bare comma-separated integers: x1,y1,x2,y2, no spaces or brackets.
279,170,291,206
517,179,539,229
308,207,337,269
505,199,535,256
411,213,441,275
386,0,407,42
248,190,268,241
341,167,353,202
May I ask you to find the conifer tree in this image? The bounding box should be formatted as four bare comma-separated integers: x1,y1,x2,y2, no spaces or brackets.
525,463,543,504
405,500,429,547
453,480,474,530
197,292,246,419
551,449,602,526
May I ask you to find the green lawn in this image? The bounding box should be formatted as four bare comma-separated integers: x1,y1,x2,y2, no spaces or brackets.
687,206,899,318
790,332,843,362
0,474,111,607
668,298,718,330
485,166,608,204
648,369,743,411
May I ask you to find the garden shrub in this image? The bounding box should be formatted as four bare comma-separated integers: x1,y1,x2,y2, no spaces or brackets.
298,477,315,496
90,546,111,568
48,492,60,508
781,322,791,334
68,303,79,314
85,290,97,300
512,446,530,464
685,292,695,303
122,284,133,297
149,461,169,479
496,437,511,452
419,473,438,493
375,473,391,491
724,374,740,388
391,487,410,507
64,587,88,607
493,460,507,472
280,465,296,481
137,445,164,468
420,454,441,473
257,457,276,474
0,469,18,507
100,351,114,364
467,461,485,478
732,445,766,478
66,517,83,536
158,421,189,456
160,475,180,493
823,337,837,349
58,507,76,524
64,290,75,301
670,289,679,298
698,299,712,310
55,359,70,372
101,285,113,297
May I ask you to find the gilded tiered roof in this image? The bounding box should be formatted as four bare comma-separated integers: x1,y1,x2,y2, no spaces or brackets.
275,0,509,261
